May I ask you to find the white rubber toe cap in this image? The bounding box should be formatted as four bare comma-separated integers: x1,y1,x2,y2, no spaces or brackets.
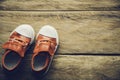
37,25,59,45
11,24,35,44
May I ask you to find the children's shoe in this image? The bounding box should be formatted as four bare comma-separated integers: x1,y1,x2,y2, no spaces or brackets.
31,25,59,75
2,24,35,71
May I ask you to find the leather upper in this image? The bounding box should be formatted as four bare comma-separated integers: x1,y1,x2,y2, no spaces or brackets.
33,34,57,56
2,32,31,57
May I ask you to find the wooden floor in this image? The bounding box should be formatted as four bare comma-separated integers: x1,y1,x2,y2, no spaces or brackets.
0,0,120,80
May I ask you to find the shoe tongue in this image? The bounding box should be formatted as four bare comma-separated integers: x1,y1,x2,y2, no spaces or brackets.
34,42,51,55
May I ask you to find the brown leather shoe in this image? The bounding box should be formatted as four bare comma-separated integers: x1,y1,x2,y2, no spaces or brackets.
31,25,59,75
2,24,35,71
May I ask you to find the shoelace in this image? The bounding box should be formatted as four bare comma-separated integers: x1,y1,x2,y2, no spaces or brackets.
9,37,28,48
39,40,57,53
37,39,56,45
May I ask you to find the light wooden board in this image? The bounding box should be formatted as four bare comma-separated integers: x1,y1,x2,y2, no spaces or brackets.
0,0,120,11
0,11,120,54
0,55,120,80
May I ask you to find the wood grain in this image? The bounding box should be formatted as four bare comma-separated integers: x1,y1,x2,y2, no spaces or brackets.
0,11,120,54
0,55,120,80
0,0,120,80
44,55,120,80
0,0,120,11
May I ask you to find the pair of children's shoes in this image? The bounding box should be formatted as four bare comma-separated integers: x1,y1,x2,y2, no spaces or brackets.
2,24,59,75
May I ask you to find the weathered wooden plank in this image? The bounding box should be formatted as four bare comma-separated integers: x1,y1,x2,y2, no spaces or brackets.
44,55,120,80
0,55,120,80
0,11,120,54
0,0,120,11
